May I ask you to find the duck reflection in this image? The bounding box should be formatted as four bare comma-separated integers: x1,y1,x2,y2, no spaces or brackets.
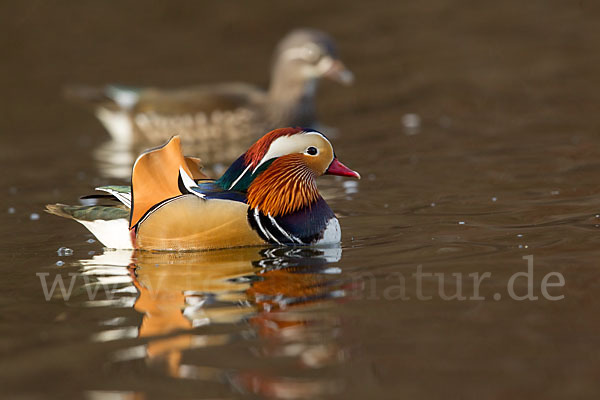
78,246,345,398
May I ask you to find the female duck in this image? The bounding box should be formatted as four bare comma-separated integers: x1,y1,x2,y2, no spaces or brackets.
66,29,353,145
46,128,359,250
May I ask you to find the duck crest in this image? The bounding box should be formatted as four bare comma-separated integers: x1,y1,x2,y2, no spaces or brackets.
217,127,305,191
244,127,304,168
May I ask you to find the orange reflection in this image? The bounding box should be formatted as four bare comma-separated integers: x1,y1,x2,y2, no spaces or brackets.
123,247,345,398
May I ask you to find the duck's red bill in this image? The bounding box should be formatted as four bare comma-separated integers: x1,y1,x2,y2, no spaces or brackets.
326,158,361,179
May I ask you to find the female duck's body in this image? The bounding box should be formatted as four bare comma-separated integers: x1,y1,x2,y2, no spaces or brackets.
66,29,353,145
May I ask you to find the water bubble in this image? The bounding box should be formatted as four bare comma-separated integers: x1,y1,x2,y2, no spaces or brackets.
383,204,389,208
57,247,73,256
402,114,421,135
7,207,15,214
402,113,421,129
343,180,359,194
88,251,96,256
491,197,497,202
56,260,65,266
30,213,40,221
368,174,376,181
86,238,96,244
430,202,436,207
458,221,466,225
517,234,523,238
551,190,560,195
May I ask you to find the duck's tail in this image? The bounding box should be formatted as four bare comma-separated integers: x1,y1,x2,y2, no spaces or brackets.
63,84,140,109
45,137,208,248
63,84,141,143
45,204,133,249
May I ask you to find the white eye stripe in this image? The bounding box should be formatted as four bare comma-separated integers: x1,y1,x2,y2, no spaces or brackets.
252,131,331,172
280,43,322,62
303,131,328,141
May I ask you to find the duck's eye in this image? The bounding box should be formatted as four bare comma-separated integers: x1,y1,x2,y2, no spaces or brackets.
306,146,318,156
302,44,321,63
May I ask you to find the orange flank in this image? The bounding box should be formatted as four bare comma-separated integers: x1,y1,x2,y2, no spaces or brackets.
136,195,266,250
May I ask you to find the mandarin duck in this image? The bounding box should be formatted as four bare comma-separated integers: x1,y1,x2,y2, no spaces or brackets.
65,29,353,149
46,128,360,251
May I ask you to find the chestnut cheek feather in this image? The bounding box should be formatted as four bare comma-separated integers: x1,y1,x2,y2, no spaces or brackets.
247,155,320,217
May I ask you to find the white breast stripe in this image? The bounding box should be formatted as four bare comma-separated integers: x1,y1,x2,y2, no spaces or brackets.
179,167,205,199
268,214,303,244
254,208,281,244
228,165,251,190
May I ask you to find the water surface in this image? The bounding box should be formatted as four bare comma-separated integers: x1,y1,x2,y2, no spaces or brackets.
2,1,600,399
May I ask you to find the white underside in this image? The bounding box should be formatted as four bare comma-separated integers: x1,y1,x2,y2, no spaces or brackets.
75,213,340,250
316,217,341,245
95,108,134,143
78,218,133,249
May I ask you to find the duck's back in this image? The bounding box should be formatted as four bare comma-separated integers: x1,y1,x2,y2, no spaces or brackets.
131,83,269,143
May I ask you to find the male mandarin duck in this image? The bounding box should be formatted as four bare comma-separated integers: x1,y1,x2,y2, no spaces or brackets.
65,29,353,145
46,128,360,251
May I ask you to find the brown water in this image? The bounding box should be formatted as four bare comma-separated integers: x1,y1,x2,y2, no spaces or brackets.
3,1,600,399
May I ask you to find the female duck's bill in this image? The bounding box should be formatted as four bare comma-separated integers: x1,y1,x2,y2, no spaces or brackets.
46,127,360,251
